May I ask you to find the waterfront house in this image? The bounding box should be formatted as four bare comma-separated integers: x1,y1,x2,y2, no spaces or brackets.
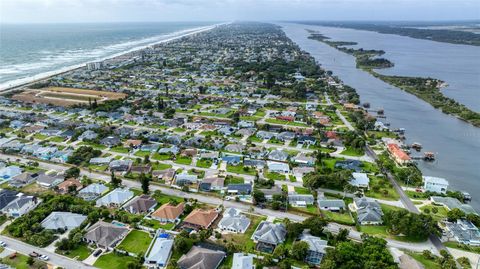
423,176,449,194
445,219,480,246
387,143,411,165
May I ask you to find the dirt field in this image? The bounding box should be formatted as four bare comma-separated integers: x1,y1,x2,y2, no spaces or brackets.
12,87,127,107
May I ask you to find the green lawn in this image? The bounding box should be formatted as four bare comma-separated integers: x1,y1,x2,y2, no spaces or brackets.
0,253,47,269
175,156,192,165
196,159,213,168
294,187,311,194
94,253,140,269
227,165,256,176
224,176,244,185
56,244,92,260
444,241,480,254
361,225,427,243
420,204,449,221
117,230,152,255
264,172,286,181
407,251,441,269
340,147,364,156
364,176,400,201
152,153,173,161
110,146,130,153
322,210,355,225
217,214,266,253
134,151,150,157
88,164,108,171
33,133,48,140
248,136,263,143
140,218,175,230
78,141,107,150
265,118,308,127
151,162,172,170
49,136,65,143
173,127,186,133
153,192,184,205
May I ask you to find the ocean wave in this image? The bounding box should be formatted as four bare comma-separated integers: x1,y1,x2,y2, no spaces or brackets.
0,24,223,90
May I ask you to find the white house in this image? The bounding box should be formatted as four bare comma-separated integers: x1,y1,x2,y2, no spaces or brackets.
350,173,370,189
423,176,449,194
1,195,38,218
267,161,290,174
218,208,251,233
232,253,254,269
145,233,174,268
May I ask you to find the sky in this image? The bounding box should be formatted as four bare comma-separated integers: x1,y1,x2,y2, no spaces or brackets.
1,0,479,23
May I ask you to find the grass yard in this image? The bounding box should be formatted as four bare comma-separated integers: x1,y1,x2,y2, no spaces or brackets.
322,210,355,225
364,176,400,201
361,225,427,243
444,241,480,254
196,159,213,168
407,251,442,269
94,253,140,269
117,230,152,255
265,118,309,127
294,186,311,194
56,244,92,260
21,182,55,196
151,162,172,170
152,153,173,161
218,214,266,253
420,204,449,221
175,156,192,165
226,164,256,176
49,136,65,143
153,192,184,205
248,136,263,143
224,175,244,185
134,151,150,157
110,146,130,153
140,218,175,230
340,147,364,157
33,133,48,140
78,141,107,150
264,171,286,181
88,164,108,171
0,254,48,269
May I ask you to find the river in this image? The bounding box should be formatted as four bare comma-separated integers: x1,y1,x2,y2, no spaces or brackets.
279,23,480,211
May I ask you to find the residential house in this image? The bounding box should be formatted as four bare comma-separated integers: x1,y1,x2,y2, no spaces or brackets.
350,173,370,189
232,253,254,269
199,151,219,160
124,139,143,149
182,208,219,230
243,159,265,170
292,167,314,178
95,188,134,208
318,199,346,212
100,136,121,147
0,189,19,210
430,196,477,215
175,172,198,186
109,159,133,172
268,150,289,162
297,135,316,145
41,211,87,230
225,144,245,153
78,130,98,141
84,220,130,249
423,176,449,194
152,168,176,184
89,157,113,165
252,221,286,253
259,186,283,201
387,143,411,165
227,184,252,195
158,145,179,155
256,131,276,140
277,131,296,141
151,203,184,223
145,233,174,268
1,195,38,218
0,166,22,181
177,246,226,269
299,232,328,265
218,208,251,233
289,194,315,207
9,172,39,188
445,219,480,246
335,159,362,172
200,176,225,192
36,173,64,188
222,155,241,166
56,178,83,194
123,194,157,214
267,161,289,174
353,197,383,225
293,153,315,166
78,183,109,201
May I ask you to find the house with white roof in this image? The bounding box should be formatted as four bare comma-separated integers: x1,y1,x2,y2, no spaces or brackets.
0,166,22,181
218,208,251,233
41,211,87,230
95,188,134,207
78,183,109,201
232,253,254,269
423,176,449,194
267,161,289,174
145,232,174,268
350,172,370,189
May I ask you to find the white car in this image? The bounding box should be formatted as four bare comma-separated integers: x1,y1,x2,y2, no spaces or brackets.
39,255,49,261
0,241,6,247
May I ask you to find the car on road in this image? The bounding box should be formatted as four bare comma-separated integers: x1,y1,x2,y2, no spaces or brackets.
39,254,49,261
0,241,6,247
93,249,102,257
29,251,39,258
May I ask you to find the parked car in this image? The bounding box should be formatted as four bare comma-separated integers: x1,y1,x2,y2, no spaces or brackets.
93,249,103,257
39,254,49,261
0,241,6,247
29,252,39,258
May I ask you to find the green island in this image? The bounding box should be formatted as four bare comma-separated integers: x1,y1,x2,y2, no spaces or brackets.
308,32,480,127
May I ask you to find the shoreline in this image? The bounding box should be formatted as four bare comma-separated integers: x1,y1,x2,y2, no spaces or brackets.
0,23,227,93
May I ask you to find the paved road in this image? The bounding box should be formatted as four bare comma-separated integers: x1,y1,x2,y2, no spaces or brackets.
0,235,94,269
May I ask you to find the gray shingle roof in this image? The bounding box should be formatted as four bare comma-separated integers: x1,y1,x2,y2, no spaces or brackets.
178,246,226,269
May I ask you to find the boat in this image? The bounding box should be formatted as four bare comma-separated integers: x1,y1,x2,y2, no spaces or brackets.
377,109,384,115
411,142,422,151
423,152,435,161
362,102,370,108
462,192,472,202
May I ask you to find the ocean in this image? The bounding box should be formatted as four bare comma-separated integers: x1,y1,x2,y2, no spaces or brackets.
0,22,216,89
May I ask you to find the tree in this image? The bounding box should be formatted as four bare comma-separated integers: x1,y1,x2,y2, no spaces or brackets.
64,167,80,179
447,208,465,222
252,189,266,205
139,173,150,194
273,244,287,259
303,216,327,236
111,171,122,188
26,257,35,266
291,241,309,261
174,236,189,253
383,209,438,239
467,213,480,227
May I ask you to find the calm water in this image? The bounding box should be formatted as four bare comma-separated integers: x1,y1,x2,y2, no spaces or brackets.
0,22,215,89
280,23,480,210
